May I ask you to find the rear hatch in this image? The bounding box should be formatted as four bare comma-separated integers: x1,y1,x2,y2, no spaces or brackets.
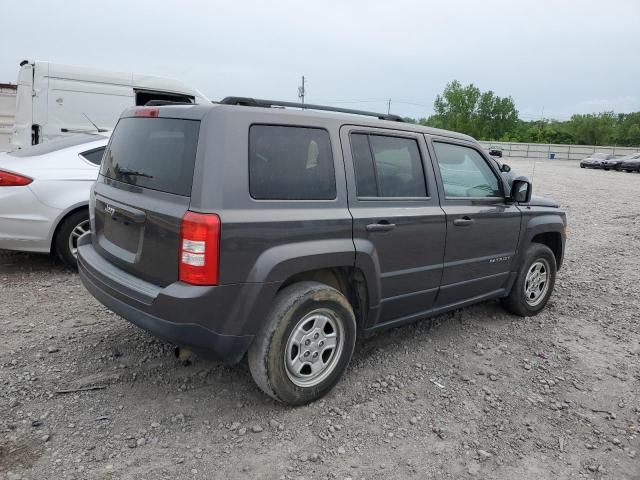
93,110,200,286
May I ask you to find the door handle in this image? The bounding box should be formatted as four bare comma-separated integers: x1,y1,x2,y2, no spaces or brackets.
366,222,396,232
453,216,475,227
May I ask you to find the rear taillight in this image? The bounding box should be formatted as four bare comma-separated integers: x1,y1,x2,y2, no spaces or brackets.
0,170,33,187
179,211,220,285
134,107,160,118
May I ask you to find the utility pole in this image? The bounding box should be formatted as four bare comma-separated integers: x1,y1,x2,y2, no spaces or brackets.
298,76,305,106
387,98,391,114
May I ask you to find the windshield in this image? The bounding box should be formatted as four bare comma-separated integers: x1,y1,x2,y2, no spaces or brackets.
9,134,106,157
100,117,200,196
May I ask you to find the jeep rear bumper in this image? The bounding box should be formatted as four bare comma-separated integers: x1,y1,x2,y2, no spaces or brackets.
77,234,257,363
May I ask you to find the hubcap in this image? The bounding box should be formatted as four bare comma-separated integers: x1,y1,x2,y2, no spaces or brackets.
284,308,344,388
68,219,90,259
524,259,550,306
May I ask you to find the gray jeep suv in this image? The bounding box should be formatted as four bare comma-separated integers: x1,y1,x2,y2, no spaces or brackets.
77,98,566,405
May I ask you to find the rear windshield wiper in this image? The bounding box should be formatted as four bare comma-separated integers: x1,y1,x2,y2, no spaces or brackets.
115,167,154,179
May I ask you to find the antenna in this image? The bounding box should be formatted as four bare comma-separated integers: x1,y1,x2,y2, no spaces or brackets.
82,113,108,133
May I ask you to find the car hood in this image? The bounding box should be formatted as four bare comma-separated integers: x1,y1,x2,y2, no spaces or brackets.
525,195,560,208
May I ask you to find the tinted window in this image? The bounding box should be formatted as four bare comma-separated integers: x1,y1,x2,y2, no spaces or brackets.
351,133,427,198
249,125,335,200
100,118,200,196
80,147,105,165
433,142,501,198
350,133,377,196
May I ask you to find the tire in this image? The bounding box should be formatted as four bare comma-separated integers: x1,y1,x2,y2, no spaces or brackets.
248,281,357,406
502,243,557,317
53,209,90,268
580,164,585,168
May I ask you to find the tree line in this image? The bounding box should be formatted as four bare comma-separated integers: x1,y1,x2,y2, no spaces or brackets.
406,80,640,147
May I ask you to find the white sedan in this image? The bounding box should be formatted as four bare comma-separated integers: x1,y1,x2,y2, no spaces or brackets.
0,133,108,267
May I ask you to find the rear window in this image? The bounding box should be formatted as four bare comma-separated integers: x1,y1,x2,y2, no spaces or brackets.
100,118,199,196
249,125,336,200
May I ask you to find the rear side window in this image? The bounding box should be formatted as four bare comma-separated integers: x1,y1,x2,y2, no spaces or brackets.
80,147,105,165
249,125,336,200
100,118,199,196
350,133,427,198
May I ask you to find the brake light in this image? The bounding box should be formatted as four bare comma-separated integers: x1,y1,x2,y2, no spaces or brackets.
179,211,220,285
134,107,160,118
0,170,33,187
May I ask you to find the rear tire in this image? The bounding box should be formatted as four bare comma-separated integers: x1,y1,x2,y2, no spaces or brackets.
248,281,356,406
503,243,557,317
54,210,90,268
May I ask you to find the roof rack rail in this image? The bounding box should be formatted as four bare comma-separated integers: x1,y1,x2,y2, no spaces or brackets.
144,100,194,107
219,96,404,122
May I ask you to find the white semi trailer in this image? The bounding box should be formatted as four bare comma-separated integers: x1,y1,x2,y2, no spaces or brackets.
1,60,209,151
0,83,17,151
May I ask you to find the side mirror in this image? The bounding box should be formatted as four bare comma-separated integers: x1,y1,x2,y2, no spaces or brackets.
510,176,532,203
500,163,511,173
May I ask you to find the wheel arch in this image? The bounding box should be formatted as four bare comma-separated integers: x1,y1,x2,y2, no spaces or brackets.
49,203,89,254
530,231,563,269
518,214,566,271
277,267,370,330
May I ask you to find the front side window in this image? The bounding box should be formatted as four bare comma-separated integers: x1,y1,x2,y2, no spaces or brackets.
350,133,427,198
80,147,105,165
249,125,336,200
433,142,501,198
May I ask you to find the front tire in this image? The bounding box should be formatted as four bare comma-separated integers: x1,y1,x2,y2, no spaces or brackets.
503,243,557,317
54,210,90,268
248,281,357,405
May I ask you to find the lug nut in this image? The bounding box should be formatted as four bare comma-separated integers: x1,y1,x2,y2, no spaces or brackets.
312,352,319,358
314,333,319,339
304,339,311,346
319,341,324,347
304,351,310,357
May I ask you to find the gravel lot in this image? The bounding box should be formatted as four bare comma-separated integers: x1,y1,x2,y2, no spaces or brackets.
1,159,639,480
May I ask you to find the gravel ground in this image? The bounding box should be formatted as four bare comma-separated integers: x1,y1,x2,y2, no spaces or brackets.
1,159,639,480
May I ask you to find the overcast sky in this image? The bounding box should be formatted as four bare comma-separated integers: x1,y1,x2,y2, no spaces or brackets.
2,0,638,120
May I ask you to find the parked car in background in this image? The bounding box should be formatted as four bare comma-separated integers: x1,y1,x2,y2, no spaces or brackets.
77,98,566,405
580,153,615,168
0,133,107,266
488,145,504,157
618,152,640,172
599,156,626,171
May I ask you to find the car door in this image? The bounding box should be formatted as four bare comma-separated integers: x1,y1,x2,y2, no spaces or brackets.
427,137,521,307
341,126,446,328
